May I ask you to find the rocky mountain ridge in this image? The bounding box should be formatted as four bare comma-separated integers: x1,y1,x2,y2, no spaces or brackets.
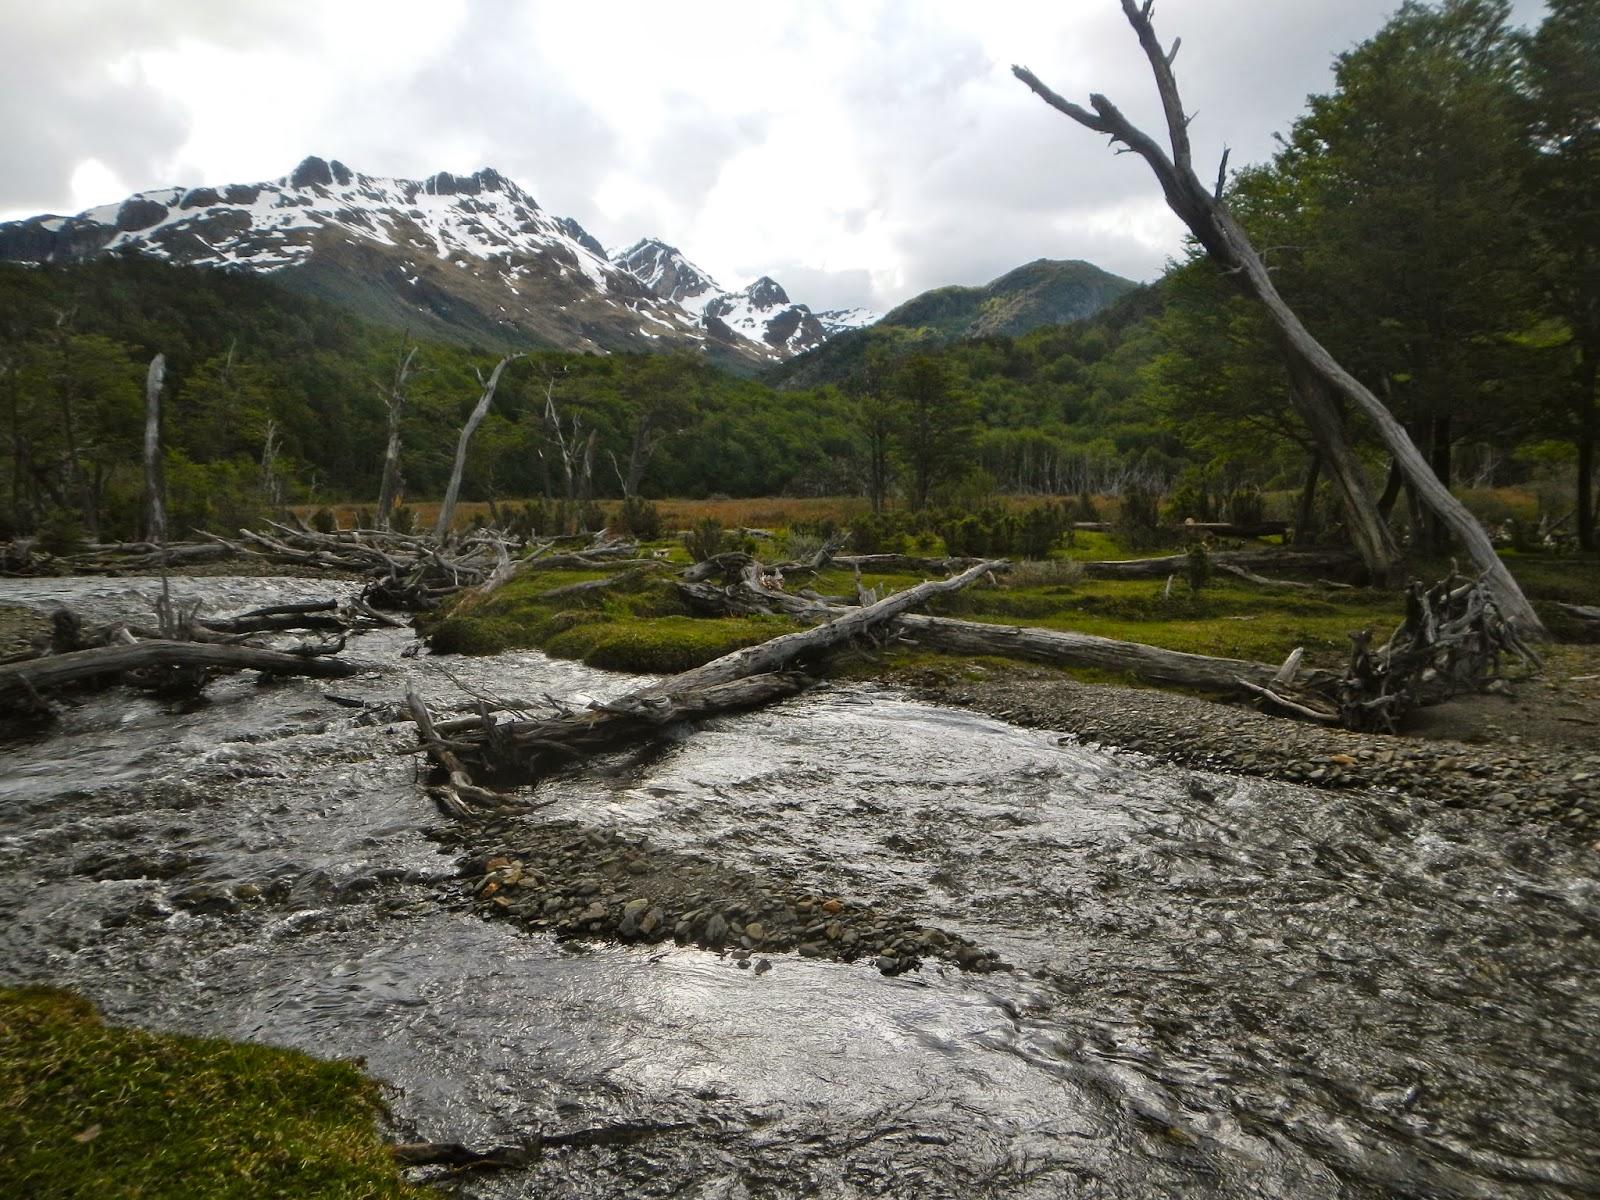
609,237,878,358
0,157,875,366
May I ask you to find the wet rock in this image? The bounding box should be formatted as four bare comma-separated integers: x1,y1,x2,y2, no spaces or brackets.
703,914,730,946
171,884,238,915
617,897,650,938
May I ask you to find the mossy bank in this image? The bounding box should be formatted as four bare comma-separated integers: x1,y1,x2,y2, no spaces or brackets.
0,986,426,1199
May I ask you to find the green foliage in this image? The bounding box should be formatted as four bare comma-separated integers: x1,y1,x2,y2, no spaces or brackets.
1116,484,1166,550
849,512,912,555
616,494,664,541
1018,502,1070,559
0,985,425,1200
1185,543,1212,593
936,501,1067,559
36,510,87,556
1227,485,1267,526
684,516,726,562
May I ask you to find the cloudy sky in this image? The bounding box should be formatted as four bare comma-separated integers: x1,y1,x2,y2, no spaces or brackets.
1,0,1549,311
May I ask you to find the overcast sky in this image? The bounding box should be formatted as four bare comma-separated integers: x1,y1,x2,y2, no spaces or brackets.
0,0,1550,312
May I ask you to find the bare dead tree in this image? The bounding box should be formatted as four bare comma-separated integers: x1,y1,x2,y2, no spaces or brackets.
1013,0,1545,636
259,419,284,516
608,416,666,499
141,354,166,545
540,370,597,505
374,335,420,530
434,354,524,541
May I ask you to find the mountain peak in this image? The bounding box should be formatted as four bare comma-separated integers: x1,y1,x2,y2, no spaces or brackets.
0,159,878,368
611,238,721,308
742,276,789,308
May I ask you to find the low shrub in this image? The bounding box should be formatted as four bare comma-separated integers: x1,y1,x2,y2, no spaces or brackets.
616,495,664,541
683,516,726,562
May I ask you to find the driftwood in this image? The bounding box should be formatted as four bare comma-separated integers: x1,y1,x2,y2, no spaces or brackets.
677,550,1535,731
1214,562,1315,590
1013,0,1546,636
414,560,1004,790
1078,549,1355,581
677,568,1305,696
0,640,358,707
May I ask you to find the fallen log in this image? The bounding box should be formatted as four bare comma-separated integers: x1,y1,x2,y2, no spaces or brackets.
676,575,1306,697
1078,549,1357,580
421,560,1004,785
677,555,1535,730
890,612,1304,695
830,554,986,575
420,672,812,790
1214,562,1316,590
0,640,360,707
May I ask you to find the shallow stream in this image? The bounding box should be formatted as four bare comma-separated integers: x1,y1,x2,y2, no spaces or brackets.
1,575,1595,1198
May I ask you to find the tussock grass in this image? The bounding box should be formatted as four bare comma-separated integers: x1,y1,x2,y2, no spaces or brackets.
0,986,424,1200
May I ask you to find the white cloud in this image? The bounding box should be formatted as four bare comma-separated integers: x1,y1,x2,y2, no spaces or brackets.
0,0,1552,312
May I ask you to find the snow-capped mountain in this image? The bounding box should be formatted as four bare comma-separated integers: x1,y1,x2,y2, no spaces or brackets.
611,237,877,357
0,157,871,366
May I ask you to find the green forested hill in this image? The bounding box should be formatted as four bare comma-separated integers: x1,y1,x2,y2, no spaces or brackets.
769,259,1138,390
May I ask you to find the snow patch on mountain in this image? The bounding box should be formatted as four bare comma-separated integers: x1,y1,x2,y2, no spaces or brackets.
611,240,877,356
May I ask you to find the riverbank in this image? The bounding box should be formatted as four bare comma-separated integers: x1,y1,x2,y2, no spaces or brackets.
0,986,424,1199
884,650,1600,848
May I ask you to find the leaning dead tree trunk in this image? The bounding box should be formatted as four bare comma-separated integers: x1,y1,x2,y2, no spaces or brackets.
375,337,419,531
413,559,1004,801
141,354,166,546
434,354,524,542
1014,0,1546,636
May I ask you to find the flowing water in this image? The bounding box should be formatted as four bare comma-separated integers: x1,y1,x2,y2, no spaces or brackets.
1,575,1596,1198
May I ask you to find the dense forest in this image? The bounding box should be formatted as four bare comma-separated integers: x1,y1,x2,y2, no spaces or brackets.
0,0,1594,551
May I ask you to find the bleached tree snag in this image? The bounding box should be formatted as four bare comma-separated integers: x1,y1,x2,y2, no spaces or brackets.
540,371,598,505
405,688,511,817
0,640,358,708
141,354,166,546
434,354,524,541
1013,0,1546,636
434,561,1004,780
375,336,420,531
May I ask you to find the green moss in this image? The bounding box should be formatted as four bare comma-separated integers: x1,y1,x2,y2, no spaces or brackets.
0,985,425,1200
426,540,1599,679
546,614,790,673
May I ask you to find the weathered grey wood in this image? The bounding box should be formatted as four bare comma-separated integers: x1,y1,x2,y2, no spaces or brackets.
434,354,524,540
1078,549,1352,580
1013,1,1544,635
433,561,1003,781
889,612,1295,694
642,559,1003,699
830,554,987,575
676,573,1299,696
141,354,166,546
375,338,419,531
0,640,358,705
